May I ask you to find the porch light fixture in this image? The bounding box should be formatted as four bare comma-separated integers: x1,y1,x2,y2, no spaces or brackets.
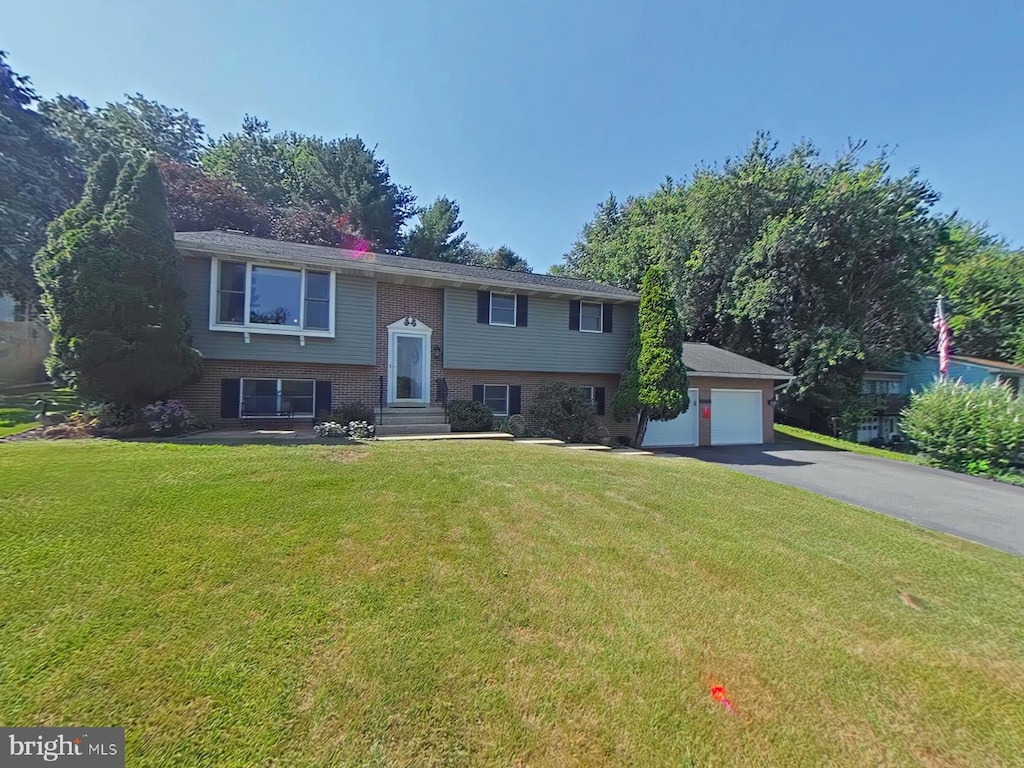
767,396,778,406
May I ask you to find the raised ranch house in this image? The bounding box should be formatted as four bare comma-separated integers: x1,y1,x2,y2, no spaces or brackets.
173,231,789,445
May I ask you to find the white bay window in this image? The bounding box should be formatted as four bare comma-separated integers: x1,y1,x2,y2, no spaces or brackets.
210,258,335,336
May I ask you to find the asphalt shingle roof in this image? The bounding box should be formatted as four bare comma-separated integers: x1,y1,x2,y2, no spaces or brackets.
174,231,638,301
682,342,792,378
947,354,1024,375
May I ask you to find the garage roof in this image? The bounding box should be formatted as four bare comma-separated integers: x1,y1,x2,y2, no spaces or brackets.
682,342,792,380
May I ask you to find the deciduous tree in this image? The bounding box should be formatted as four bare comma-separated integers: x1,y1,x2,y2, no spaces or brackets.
160,161,271,236
202,118,416,253
0,52,82,300
41,93,206,166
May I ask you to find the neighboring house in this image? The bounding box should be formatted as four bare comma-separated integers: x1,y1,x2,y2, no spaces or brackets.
173,231,789,444
642,343,792,448
856,355,1024,443
0,294,49,386
856,370,909,443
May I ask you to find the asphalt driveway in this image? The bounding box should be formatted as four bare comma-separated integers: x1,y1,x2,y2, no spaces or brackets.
663,437,1024,556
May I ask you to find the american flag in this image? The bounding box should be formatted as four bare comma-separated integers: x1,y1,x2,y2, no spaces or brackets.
933,297,951,378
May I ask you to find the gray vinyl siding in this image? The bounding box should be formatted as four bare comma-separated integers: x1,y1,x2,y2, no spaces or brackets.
443,288,634,373
181,255,375,365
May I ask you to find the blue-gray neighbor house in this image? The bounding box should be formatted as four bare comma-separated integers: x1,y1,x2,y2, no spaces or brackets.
858,354,1024,442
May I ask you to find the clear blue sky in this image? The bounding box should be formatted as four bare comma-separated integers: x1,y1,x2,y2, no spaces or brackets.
7,0,1023,271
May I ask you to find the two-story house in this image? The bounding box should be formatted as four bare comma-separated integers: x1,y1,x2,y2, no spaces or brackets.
172,231,789,444
857,354,1024,443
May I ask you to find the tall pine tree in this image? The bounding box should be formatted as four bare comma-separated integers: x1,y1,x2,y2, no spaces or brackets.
35,155,202,412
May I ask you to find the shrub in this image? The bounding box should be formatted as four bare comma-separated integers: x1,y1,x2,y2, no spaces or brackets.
332,401,375,426
506,414,528,438
345,420,375,439
448,400,494,432
901,381,1024,476
88,401,135,429
314,420,375,439
528,382,600,443
313,421,347,438
142,399,200,435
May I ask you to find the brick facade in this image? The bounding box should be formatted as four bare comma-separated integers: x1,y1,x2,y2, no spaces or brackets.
176,282,632,437
374,282,445,384
443,368,629,438
175,359,378,422
688,375,776,445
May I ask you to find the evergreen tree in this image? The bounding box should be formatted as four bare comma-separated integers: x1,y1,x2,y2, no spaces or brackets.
615,263,689,445
35,156,202,412
404,197,467,262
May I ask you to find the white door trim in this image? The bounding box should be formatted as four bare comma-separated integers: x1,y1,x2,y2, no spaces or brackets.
386,317,432,404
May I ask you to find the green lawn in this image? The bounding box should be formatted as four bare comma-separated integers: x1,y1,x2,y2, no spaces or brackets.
775,423,923,464
1,441,1022,766
0,387,80,437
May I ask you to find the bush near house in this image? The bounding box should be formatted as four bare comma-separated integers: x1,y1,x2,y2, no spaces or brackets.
528,382,600,443
447,400,494,432
331,401,375,426
901,381,1024,477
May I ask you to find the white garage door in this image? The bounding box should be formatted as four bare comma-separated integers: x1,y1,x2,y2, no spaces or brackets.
642,388,700,447
710,389,763,445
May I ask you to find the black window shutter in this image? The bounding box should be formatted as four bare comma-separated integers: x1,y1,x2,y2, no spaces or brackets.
471,385,485,403
477,291,490,324
594,387,606,416
569,300,581,330
516,295,528,327
220,379,241,418
602,303,613,333
509,385,522,415
315,381,332,415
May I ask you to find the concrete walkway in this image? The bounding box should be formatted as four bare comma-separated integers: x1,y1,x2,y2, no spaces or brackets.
662,437,1024,556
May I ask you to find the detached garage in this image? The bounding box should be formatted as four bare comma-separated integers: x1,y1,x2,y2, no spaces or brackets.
642,343,792,449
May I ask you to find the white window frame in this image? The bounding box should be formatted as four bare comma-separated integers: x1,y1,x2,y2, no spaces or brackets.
239,378,316,418
483,384,510,416
579,386,596,404
579,301,603,333
489,292,517,327
209,258,336,338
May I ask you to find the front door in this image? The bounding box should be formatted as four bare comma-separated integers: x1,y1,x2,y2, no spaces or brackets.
387,318,432,405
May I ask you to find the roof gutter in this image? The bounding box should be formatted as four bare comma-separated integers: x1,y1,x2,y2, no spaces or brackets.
686,370,795,381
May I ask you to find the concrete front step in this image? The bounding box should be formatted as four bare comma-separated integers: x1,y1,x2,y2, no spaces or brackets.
378,414,451,426
377,431,512,442
375,423,452,436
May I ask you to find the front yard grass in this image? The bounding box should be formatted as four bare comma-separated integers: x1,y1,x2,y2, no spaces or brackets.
1,440,1022,766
